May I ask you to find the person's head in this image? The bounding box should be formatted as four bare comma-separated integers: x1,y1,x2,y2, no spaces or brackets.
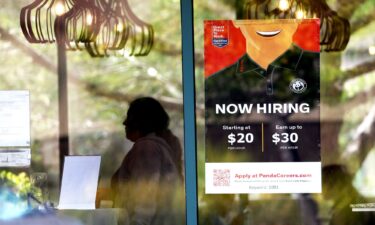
322,164,356,201
123,97,169,142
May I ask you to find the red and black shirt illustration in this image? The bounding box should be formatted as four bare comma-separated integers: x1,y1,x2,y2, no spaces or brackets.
205,19,320,163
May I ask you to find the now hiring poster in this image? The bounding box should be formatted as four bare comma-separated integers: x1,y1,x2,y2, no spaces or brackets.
204,19,321,194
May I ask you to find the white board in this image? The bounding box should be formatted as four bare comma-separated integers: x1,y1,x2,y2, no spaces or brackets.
58,156,101,210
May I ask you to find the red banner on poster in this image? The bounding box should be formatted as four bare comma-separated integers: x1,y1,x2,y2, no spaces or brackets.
204,19,320,77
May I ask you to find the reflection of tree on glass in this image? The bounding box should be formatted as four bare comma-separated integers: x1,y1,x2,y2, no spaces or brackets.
322,165,375,225
199,194,251,225
199,194,234,225
111,97,184,225
30,172,48,203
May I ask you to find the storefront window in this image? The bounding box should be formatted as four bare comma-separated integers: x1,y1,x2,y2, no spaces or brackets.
1,0,375,224
0,0,185,224
195,0,375,225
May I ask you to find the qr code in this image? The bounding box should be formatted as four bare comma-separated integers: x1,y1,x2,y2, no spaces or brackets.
213,169,230,186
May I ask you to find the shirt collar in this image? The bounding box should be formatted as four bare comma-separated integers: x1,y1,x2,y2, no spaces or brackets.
236,44,303,74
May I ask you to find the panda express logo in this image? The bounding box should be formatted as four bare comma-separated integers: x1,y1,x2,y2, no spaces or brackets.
289,78,307,94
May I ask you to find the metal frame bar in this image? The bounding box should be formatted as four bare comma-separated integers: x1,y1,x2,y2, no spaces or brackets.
180,0,198,225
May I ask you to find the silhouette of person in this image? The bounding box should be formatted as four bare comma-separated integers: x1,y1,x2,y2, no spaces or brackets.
111,97,184,225
322,164,375,225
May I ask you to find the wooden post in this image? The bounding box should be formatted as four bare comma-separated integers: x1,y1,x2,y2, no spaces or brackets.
57,38,69,182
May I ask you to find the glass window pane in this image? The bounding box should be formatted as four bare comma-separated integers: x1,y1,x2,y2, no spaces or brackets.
195,1,375,225
0,0,185,224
